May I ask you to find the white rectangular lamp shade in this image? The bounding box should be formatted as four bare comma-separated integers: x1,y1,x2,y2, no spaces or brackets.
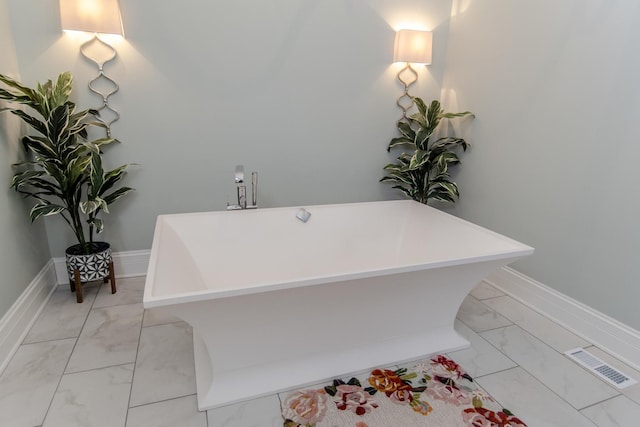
60,0,124,36
393,29,432,65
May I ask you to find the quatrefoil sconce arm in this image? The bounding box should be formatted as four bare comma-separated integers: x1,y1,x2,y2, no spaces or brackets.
393,29,433,122
60,0,124,138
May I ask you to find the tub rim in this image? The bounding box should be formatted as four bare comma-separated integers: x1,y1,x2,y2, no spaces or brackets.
143,200,534,309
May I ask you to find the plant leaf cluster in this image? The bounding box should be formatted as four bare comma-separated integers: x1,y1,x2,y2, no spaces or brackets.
0,72,134,252
381,97,473,204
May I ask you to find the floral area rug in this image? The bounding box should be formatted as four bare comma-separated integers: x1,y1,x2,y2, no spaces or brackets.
281,355,526,427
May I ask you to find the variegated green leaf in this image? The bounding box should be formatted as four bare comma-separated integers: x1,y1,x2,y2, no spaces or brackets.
440,111,474,119
434,152,460,172
396,121,415,140
10,110,47,135
409,111,428,129
10,169,45,189
409,150,429,170
414,97,428,118
380,173,413,185
89,152,104,197
80,200,101,215
103,187,134,206
47,104,70,145
382,163,404,172
91,137,118,147
0,73,40,103
41,160,65,184
440,181,460,196
30,203,66,222
22,135,57,158
426,100,442,129
391,185,414,199
432,137,469,152
89,218,104,234
51,72,73,108
414,128,432,149
98,164,131,196
387,136,414,151
61,143,90,163
66,156,91,188
84,196,109,214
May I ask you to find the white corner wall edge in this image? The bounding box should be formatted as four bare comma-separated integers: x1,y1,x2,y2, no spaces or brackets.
0,260,58,374
486,266,640,372
53,249,151,285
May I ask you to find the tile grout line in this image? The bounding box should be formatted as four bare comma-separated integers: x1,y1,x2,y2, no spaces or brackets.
141,318,182,329
59,361,137,376
128,392,198,410
275,393,283,424
18,335,84,346
577,393,629,413
454,315,514,335
124,301,146,427
39,280,101,426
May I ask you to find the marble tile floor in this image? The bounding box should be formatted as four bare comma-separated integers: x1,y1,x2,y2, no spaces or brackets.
1,277,640,426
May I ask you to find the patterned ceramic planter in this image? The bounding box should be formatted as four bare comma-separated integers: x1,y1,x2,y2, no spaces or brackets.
65,241,116,303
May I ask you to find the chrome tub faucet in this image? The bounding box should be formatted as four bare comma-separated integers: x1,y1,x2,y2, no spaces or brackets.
227,165,258,210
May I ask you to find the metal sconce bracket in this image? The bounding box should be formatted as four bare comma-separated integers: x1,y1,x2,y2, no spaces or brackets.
80,34,120,137
396,62,418,122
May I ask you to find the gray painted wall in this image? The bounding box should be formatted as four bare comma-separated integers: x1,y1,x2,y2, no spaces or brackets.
442,0,640,329
7,0,453,256
0,0,51,318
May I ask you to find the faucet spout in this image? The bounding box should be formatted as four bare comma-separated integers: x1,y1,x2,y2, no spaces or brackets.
235,165,244,183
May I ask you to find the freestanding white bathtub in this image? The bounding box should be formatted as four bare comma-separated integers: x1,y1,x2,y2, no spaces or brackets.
143,200,533,411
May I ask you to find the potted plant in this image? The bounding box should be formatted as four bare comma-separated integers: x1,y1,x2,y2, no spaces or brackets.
381,97,473,204
0,71,134,302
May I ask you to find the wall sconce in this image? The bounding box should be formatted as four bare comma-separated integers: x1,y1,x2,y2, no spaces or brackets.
60,0,124,137
393,29,432,121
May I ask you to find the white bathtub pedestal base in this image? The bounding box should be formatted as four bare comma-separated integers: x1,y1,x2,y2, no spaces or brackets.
171,261,509,411
193,326,470,410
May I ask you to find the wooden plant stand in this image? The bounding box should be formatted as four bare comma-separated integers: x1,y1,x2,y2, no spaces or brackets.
70,261,117,303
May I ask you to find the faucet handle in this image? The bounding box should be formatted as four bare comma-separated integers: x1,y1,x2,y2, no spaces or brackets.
235,165,244,183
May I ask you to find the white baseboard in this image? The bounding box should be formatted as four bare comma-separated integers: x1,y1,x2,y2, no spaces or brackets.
53,249,150,284
0,260,58,374
1,251,149,373
486,266,640,372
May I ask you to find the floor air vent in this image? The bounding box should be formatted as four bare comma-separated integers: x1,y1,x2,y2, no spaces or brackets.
565,347,637,389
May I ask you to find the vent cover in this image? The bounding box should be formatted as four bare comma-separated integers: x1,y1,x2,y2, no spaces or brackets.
565,347,637,389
